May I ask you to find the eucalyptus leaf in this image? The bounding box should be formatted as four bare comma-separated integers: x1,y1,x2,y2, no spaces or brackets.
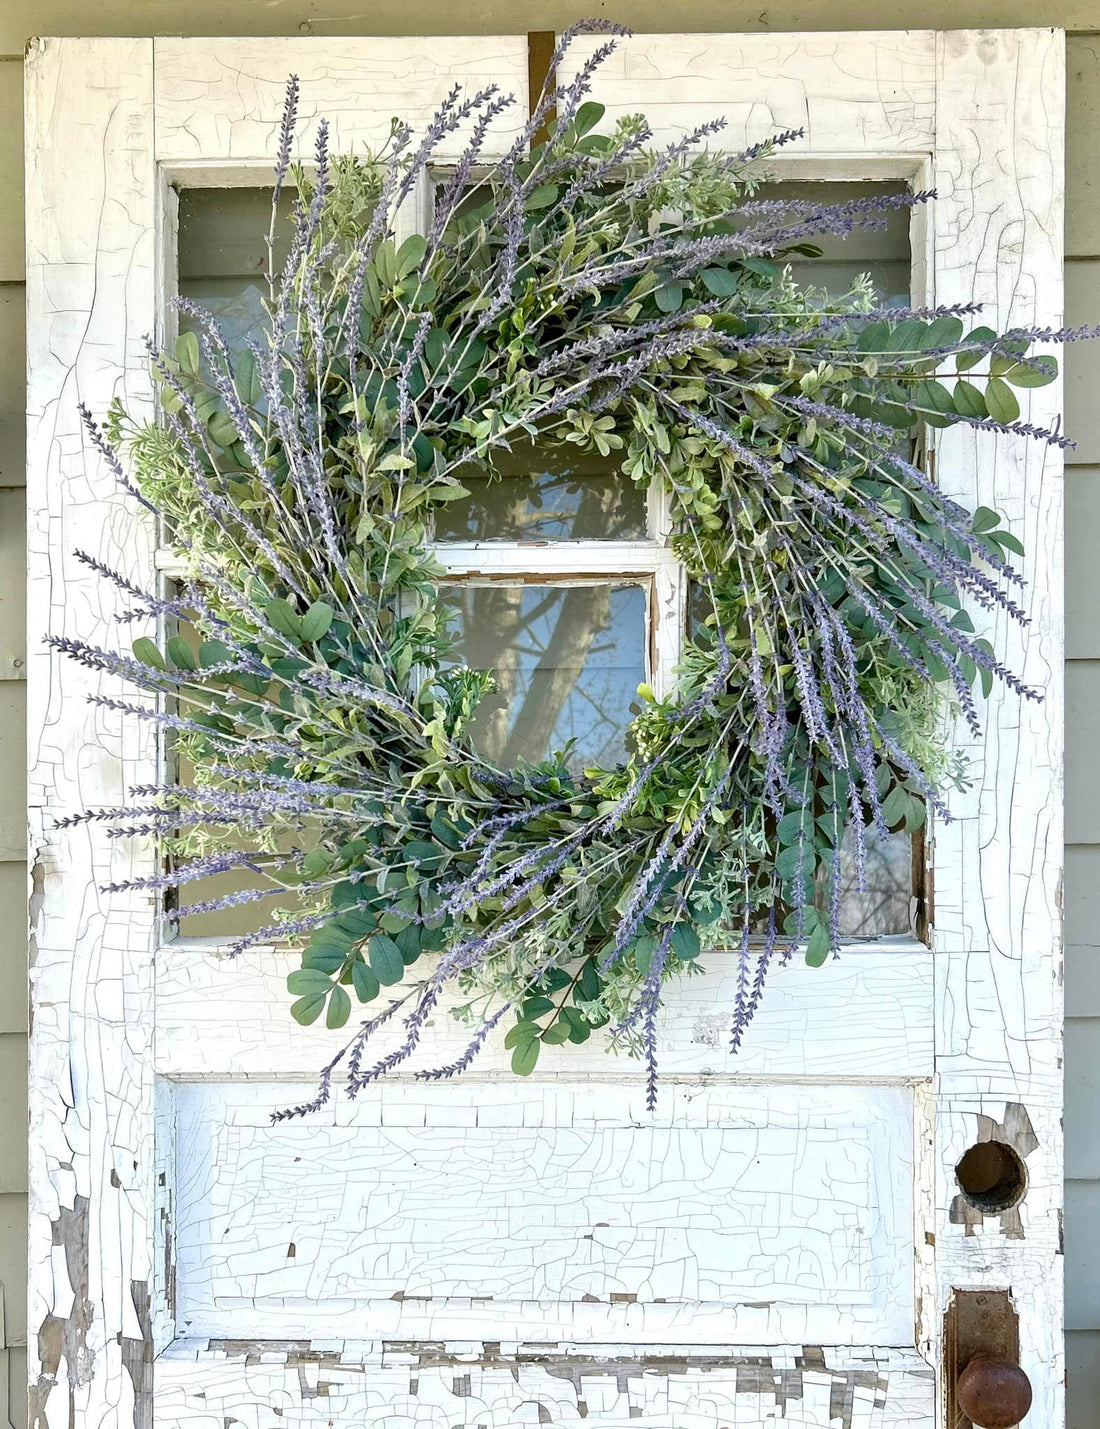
369,934,405,986
985,376,1021,424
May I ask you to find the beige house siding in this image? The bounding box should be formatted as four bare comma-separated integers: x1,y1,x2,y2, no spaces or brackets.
1,10,1097,1427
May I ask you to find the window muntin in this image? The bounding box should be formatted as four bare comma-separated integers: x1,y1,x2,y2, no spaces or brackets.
172,176,919,940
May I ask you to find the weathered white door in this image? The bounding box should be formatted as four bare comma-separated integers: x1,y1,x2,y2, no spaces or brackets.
26,29,1065,1428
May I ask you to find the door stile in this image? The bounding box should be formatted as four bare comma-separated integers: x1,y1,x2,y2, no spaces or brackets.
26,36,162,1429
930,27,1065,1427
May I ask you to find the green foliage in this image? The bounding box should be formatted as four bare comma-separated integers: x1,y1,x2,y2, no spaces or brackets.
97,78,1045,1090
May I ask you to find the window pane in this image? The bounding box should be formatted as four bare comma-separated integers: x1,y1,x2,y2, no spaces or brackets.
442,584,646,771
177,187,290,350
755,179,911,307
830,825,913,937
437,441,646,541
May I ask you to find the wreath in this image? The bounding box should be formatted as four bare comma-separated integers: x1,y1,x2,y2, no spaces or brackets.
62,23,1083,1111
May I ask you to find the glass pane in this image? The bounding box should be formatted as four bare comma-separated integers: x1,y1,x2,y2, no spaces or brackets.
442,584,647,771
175,190,298,938
831,825,913,937
177,187,291,351
755,179,911,307
437,441,647,541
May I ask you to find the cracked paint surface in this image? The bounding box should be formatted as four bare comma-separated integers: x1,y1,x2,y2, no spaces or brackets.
156,1340,935,1428
172,1083,915,1344
26,28,1064,1429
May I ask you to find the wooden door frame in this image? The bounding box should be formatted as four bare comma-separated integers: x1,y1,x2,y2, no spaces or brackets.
26,29,1064,1426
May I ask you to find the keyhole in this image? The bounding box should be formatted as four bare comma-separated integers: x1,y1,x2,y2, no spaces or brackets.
955,1140,1027,1213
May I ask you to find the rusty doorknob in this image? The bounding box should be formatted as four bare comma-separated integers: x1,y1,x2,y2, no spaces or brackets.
957,1354,1033,1427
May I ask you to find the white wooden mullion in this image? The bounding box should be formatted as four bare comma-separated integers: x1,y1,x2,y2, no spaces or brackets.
430,538,673,576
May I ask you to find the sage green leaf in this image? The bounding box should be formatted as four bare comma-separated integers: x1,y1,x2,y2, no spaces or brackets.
631,933,658,975
287,968,335,994
655,282,684,314
805,923,831,968
521,995,554,1018
985,376,1020,424
955,325,997,371
369,933,404,986
207,410,238,448
166,635,197,671
670,923,701,960
542,1022,570,1044
856,320,890,354
299,601,334,642
884,318,929,354
1003,354,1058,388
700,267,739,297
375,238,397,287
923,314,965,348
309,924,354,954
572,100,605,136
511,1036,541,1076
882,783,910,828
992,529,1025,556
525,184,558,210
235,350,262,406
916,379,956,429
326,984,351,1029
394,922,423,961
404,840,444,870
352,959,380,1003
580,957,600,1001
775,843,807,881
395,233,427,278
430,813,465,849
302,847,335,876
504,1021,540,1050
952,379,987,419
265,598,303,643
302,949,344,974
777,809,812,845
290,993,327,1025
175,330,201,378
199,639,231,668
132,637,169,671
335,906,377,937
970,505,1000,533
562,1007,591,1043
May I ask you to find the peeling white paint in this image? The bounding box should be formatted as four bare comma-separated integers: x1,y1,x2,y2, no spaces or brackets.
26,28,1064,1429
171,1082,916,1344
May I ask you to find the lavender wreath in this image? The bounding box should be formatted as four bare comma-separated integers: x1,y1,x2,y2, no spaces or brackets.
61,24,1089,1111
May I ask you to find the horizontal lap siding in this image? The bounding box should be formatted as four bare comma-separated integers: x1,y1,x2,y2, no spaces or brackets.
1,15,1097,1429
1064,32,1100,1429
0,50,24,1429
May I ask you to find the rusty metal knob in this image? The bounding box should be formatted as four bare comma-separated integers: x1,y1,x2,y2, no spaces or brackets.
957,1354,1033,1428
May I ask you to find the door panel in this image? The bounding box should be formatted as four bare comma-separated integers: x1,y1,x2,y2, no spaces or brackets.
173,1082,917,1344
26,28,1064,1429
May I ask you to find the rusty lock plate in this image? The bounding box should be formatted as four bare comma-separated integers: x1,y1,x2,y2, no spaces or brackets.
944,1289,1032,1429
